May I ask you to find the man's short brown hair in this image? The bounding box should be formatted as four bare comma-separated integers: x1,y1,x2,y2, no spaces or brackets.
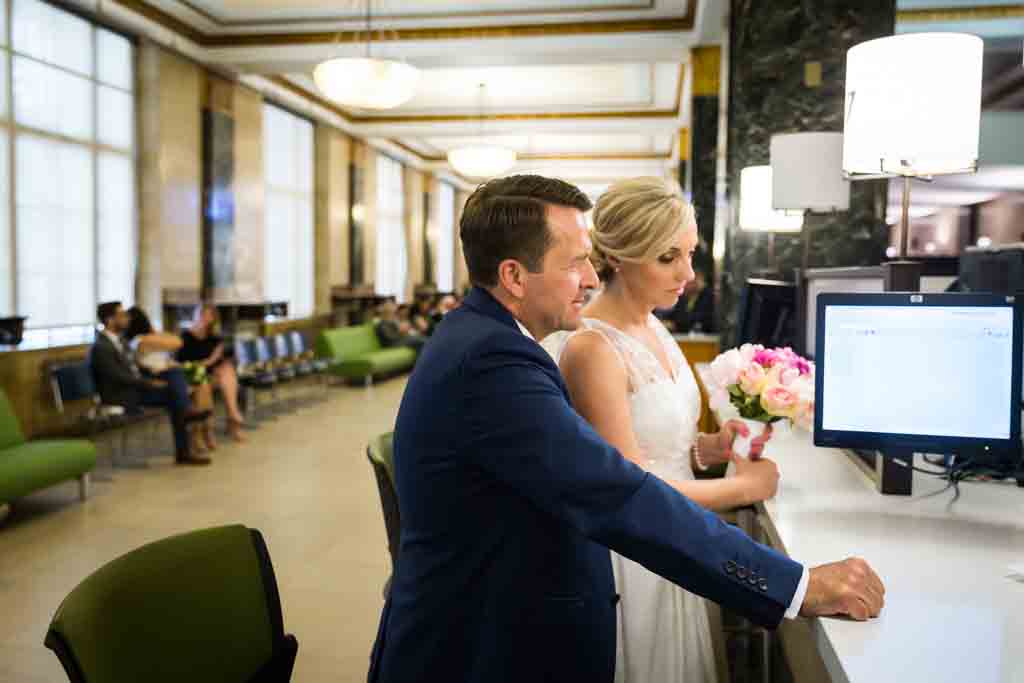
459,175,593,288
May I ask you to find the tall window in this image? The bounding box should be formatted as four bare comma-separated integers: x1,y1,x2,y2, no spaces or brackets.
436,181,455,293
375,154,407,302
2,0,136,329
263,103,314,319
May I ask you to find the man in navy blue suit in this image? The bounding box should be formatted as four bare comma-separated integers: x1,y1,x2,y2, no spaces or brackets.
369,175,884,683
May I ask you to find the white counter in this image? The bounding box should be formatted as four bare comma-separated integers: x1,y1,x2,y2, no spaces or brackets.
695,364,1024,683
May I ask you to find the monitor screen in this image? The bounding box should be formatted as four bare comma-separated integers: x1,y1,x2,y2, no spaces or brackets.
734,279,796,349
814,293,1022,453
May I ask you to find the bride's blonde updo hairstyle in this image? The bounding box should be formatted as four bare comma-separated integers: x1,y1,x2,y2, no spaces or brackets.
590,176,696,281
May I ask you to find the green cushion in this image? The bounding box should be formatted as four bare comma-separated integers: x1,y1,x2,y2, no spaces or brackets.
0,389,26,450
316,324,381,362
0,440,96,504
47,525,278,683
368,432,395,485
328,348,417,379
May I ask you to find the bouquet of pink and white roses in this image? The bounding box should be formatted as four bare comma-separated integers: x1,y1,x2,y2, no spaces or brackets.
708,344,815,433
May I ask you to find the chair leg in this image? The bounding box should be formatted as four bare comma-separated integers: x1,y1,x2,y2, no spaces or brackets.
78,473,90,501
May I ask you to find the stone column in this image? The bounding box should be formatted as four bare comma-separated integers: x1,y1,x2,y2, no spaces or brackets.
136,41,202,327
720,0,895,339
688,45,721,330
314,123,351,315
403,167,426,302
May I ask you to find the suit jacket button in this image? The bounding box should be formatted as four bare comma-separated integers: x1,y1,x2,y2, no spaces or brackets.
748,574,758,586
759,578,768,591
737,567,749,580
724,560,736,574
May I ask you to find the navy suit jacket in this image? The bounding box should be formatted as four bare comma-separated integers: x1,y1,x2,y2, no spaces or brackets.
368,288,803,683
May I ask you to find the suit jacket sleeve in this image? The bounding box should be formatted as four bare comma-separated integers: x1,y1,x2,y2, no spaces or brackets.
92,339,151,390
459,330,803,629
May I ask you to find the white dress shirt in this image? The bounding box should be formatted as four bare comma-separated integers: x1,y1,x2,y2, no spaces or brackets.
513,316,809,619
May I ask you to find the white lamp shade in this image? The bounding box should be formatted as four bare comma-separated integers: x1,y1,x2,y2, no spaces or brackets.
313,57,420,110
739,166,804,233
843,33,983,177
447,146,517,178
770,132,850,211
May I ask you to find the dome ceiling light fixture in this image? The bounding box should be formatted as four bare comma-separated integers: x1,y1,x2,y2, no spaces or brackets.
447,83,517,179
312,0,420,110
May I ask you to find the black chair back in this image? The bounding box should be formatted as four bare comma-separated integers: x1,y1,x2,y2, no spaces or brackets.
271,334,292,361
234,338,256,369
287,331,308,356
253,338,275,365
51,362,98,413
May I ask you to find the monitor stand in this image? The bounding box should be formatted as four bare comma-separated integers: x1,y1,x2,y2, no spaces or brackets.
842,261,923,495
846,449,914,495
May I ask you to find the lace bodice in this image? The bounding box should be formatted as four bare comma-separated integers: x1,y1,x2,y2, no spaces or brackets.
543,315,702,482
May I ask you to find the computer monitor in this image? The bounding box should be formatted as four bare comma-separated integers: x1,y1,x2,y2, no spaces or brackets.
734,279,797,349
814,292,1022,460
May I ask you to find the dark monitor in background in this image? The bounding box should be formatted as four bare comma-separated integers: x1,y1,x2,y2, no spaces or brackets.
734,279,797,348
815,292,1022,463
796,265,959,359
960,244,1024,406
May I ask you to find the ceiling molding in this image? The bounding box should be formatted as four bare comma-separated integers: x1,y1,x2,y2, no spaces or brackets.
175,0,658,27
346,62,685,123
414,150,672,163
111,0,207,42
896,4,1024,23
200,17,696,48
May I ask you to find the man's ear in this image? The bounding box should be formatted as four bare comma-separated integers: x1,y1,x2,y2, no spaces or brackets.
496,259,527,300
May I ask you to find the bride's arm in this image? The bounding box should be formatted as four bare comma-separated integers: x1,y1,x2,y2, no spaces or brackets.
560,332,764,512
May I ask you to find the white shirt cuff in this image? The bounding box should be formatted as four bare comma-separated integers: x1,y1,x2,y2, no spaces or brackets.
784,566,809,620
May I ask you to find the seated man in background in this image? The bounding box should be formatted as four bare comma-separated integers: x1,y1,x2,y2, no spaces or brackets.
88,301,210,466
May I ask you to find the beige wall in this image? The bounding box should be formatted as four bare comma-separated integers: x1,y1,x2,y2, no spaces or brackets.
137,41,203,323
453,190,471,293
404,168,427,301
314,124,352,314
353,142,378,291
232,84,266,301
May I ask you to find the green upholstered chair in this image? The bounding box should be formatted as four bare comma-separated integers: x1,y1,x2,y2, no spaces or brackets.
367,432,400,597
0,389,96,506
44,525,298,683
316,324,417,385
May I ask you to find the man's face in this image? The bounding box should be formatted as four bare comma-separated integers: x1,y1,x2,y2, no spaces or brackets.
110,306,129,333
520,205,599,338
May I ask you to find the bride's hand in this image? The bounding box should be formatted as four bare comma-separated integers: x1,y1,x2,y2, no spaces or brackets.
704,420,773,464
731,452,780,504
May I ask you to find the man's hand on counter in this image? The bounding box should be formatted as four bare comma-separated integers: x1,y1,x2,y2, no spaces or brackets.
800,558,885,621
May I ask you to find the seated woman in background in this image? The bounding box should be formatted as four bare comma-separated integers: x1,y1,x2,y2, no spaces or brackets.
375,302,426,352
410,297,436,336
125,307,216,455
178,304,247,443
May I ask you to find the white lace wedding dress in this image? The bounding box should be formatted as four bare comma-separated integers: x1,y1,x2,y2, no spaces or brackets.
543,315,719,683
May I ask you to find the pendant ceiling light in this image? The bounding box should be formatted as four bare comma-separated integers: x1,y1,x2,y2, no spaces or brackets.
313,0,419,110
447,83,517,179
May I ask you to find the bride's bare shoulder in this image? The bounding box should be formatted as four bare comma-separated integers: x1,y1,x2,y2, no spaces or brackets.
560,328,626,384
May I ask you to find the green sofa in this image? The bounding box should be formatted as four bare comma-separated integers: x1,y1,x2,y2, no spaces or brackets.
316,323,417,385
0,389,96,507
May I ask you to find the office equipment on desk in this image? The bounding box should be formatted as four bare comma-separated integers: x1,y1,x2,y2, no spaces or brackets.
733,278,797,349
814,292,1022,495
960,243,1024,405
795,265,958,359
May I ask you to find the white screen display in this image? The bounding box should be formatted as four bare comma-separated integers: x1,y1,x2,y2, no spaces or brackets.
821,305,1014,439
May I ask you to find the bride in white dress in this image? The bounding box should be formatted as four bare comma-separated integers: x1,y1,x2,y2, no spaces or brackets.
542,177,779,682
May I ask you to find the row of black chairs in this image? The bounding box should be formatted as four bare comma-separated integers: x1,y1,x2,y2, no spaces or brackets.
232,330,331,419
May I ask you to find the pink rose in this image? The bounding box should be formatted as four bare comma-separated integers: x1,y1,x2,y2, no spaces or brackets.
710,349,744,388
738,344,763,365
793,400,815,431
778,366,801,387
761,385,798,418
738,363,767,396
752,349,779,368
